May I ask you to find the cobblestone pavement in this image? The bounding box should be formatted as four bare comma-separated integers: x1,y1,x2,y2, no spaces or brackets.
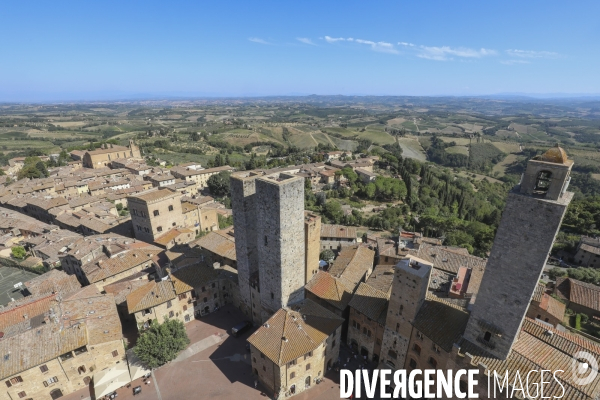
62,304,349,400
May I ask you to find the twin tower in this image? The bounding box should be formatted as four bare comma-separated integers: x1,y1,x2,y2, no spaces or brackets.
231,171,307,324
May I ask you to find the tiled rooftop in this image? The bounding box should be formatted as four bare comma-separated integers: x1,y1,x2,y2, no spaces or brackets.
247,299,344,365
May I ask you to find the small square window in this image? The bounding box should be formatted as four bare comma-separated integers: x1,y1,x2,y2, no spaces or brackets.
40,365,48,373
112,350,119,357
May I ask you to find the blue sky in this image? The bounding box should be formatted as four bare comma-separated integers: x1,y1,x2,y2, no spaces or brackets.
1,1,598,100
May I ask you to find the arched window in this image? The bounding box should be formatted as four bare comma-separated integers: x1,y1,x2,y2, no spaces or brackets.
534,171,552,194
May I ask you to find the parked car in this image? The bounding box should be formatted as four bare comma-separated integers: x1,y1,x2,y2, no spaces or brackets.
231,321,252,337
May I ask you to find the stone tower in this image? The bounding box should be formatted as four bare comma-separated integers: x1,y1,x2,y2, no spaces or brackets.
380,256,432,370
463,145,573,360
256,173,306,321
304,211,322,284
230,171,263,318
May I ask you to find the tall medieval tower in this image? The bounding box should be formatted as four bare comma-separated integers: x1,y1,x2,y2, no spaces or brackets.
256,173,306,321
380,256,433,370
231,171,306,323
463,145,573,360
230,171,262,318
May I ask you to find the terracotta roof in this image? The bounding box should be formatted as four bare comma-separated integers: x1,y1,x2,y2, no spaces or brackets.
192,230,236,260
459,318,600,399
104,279,150,306
86,145,130,155
0,294,55,336
129,188,178,203
329,245,375,288
320,224,357,239
348,283,388,324
0,323,87,381
412,296,470,352
83,249,161,283
247,299,344,365
365,265,395,294
154,228,193,247
126,280,176,313
555,277,600,312
413,243,486,275
24,270,81,298
305,271,354,311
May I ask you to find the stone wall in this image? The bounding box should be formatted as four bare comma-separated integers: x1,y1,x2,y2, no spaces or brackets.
347,308,385,362
380,258,431,370
230,173,260,318
256,174,305,321
462,190,573,359
304,213,321,285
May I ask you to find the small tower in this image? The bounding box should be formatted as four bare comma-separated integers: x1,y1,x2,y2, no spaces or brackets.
304,211,322,284
379,256,432,370
463,145,574,360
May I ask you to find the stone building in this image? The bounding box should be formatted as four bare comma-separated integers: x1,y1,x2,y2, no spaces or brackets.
346,265,394,363
191,229,237,269
256,173,306,321
320,224,357,252
0,286,125,400
573,236,600,267
82,140,141,169
526,283,565,327
555,276,600,319
126,279,193,330
170,165,234,193
247,299,344,398
231,171,306,324
170,261,239,317
230,171,261,319
128,188,185,243
304,212,321,284
462,144,574,360
181,202,219,235
379,256,433,371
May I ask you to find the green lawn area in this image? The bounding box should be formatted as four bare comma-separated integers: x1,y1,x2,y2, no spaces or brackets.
491,153,521,177
439,137,471,145
397,137,427,161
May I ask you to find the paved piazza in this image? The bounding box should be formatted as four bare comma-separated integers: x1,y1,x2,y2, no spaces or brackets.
62,304,344,400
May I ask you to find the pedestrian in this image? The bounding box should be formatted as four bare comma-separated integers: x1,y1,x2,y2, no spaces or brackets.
254,380,258,389
347,357,350,363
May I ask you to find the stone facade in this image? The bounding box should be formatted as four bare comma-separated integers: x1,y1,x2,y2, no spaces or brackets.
347,307,386,363
256,173,306,321
133,293,193,329
379,257,432,371
304,212,321,284
1,340,125,400
82,140,141,169
230,172,261,319
128,188,185,243
462,153,573,360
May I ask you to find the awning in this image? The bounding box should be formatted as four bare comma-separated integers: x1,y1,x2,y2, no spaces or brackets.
93,362,131,399
126,348,151,381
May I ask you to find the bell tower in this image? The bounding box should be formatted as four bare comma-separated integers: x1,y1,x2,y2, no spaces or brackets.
463,145,573,360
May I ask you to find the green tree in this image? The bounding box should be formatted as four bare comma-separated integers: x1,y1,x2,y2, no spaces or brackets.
324,200,344,224
320,249,335,262
207,171,231,197
134,319,190,368
218,214,234,229
547,267,565,281
11,246,26,260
